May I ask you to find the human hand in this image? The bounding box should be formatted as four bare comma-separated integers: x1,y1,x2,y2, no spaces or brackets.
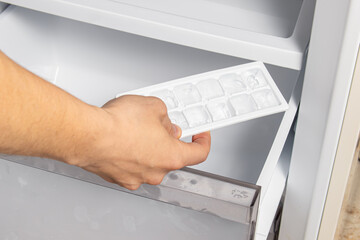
0,51,209,190
68,95,211,190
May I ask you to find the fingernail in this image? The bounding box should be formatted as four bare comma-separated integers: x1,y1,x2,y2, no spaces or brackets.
172,124,181,139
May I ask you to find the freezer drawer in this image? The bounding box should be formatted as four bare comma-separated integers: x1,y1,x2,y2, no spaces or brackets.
0,6,301,239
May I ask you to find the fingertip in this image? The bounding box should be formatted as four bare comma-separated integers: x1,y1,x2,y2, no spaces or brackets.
192,131,211,147
177,131,211,166
171,124,182,139
193,131,211,137
192,131,211,161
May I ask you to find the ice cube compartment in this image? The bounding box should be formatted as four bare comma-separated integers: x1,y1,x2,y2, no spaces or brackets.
206,100,233,122
150,89,178,110
116,62,288,138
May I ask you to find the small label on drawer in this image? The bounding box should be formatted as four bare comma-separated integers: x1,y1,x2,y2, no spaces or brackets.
161,170,256,207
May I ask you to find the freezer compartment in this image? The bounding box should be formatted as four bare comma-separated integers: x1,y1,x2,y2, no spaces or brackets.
0,6,300,239
0,5,299,186
0,0,315,70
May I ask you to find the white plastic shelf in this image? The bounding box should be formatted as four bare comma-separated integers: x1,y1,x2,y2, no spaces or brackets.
0,0,314,70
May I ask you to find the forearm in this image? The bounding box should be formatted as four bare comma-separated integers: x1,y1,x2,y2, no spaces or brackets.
0,51,210,190
0,51,102,163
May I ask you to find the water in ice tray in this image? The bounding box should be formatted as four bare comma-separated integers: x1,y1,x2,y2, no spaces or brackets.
116,62,288,138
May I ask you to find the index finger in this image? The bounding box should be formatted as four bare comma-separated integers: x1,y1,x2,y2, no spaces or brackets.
177,131,211,166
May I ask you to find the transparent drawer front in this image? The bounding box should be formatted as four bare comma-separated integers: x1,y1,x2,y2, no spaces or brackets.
0,155,260,240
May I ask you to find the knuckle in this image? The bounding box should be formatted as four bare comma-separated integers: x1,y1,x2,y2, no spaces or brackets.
158,103,168,115
148,96,162,104
113,177,141,190
124,183,141,191
147,175,165,185
127,185,140,191
148,96,167,114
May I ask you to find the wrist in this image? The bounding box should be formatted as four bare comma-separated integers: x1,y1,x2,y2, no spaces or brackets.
61,104,114,167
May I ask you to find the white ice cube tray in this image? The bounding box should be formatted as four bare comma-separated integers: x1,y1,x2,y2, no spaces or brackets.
116,62,288,138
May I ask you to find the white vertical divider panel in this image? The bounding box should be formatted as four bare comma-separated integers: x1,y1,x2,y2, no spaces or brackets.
279,0,360,239
257,65,304,200
255,131,294,239
254,63,304,237
318,45,360,240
